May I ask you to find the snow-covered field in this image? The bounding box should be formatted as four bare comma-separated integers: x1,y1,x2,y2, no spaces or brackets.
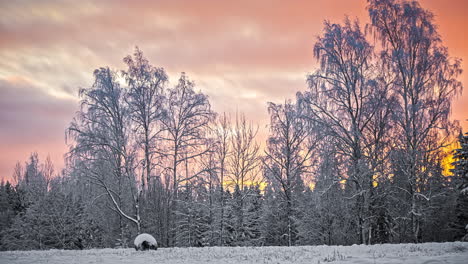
1,242,467,264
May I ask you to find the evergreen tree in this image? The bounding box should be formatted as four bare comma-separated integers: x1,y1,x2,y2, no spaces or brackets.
260,185,282,246
452,132,468,241
1,179,96,250
243,186,263,246
0,181,24,248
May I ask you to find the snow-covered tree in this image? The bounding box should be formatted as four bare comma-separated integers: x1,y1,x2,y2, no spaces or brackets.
227,113,261,245
298,18,384,244
159,72,215,246
264,101,313,246
452,132,468,240
67,67,142,243
1,177,96,250
123,47,167,191
368,0,463,242
213,113,232,246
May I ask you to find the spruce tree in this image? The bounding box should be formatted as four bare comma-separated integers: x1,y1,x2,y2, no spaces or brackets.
452,132,468,240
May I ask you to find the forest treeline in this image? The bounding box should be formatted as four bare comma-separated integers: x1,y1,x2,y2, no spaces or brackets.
1,0,468,250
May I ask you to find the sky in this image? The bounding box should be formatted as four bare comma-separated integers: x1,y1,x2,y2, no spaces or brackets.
0,0,467,180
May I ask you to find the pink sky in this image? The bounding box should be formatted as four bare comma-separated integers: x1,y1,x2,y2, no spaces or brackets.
1,0,467,180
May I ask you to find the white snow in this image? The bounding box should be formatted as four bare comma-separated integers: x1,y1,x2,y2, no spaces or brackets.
1,242,467,264
462,187,468,195
134,233,157,248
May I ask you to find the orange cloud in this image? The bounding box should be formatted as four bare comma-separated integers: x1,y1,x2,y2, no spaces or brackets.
0,0,467,180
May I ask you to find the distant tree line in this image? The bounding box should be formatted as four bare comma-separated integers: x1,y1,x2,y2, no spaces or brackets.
1,0,467,250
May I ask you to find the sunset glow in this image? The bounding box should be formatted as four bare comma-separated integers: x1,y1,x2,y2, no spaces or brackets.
1,0,467,179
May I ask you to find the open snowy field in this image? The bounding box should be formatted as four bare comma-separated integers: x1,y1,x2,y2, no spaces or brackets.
1,242,467,264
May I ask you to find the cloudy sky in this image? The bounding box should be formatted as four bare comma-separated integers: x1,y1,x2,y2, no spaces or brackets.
1,0,467,179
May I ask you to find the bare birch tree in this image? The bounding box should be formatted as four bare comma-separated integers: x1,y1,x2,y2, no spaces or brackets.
264,101,315,246
159,72,215,246
123,47,167,192
67,67,142,241
228,113,260,245
299,18,385,244
368,0,463,242
214,113,232,245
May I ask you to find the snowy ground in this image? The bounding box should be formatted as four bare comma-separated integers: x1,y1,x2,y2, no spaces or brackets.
1,242,467,264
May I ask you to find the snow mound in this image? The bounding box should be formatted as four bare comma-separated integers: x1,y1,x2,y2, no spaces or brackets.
134,233,157,251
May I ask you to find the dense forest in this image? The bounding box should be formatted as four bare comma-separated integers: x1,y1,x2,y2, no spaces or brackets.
1,0,468,250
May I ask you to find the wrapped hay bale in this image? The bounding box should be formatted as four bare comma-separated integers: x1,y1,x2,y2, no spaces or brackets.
134,233,158,251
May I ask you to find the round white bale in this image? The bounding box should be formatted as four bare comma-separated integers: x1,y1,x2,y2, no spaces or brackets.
134,233,158,249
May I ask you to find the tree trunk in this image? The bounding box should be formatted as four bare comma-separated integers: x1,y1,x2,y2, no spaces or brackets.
219,159,225,246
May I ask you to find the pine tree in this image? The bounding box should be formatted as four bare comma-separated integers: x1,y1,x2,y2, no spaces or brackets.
1,178,99,250
452,132,468,240
243,186,263,246
0,181,23,248
260,185,282,246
